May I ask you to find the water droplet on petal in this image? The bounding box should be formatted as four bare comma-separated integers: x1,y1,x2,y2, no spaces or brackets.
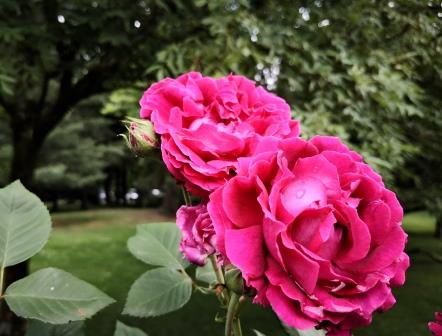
295,189,306,199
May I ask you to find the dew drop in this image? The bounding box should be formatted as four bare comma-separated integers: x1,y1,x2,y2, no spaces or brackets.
295,189,306,199
50,286,55,291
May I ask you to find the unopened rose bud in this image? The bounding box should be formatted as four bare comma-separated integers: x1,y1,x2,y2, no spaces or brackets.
225,267,245,296
121,117,157,157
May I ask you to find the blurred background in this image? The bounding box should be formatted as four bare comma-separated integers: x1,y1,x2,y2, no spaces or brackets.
0,0,441,335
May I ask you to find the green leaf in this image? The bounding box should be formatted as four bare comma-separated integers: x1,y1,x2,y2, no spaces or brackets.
5,268,115,324
127,223,187,269
195,262,217,284
283,324,326,336
123,267,192,317
253,330,267,336
114,321,148,336
295,330,326,336
0,180,51,268
26,320,84,336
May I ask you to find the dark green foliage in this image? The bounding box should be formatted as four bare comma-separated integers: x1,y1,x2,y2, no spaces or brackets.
0,0,440,216
103,0,442,216
0,113,11,186
35,99,125,195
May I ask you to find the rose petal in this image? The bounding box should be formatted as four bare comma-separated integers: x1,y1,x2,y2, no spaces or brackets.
334,202,371,264
222,176,264,228
279,237,320,294
321,151,357,176
310,135,362,162
292,155,340,198
278,137,317,170
266,285,317,329
225,225,266,278
429,322,442,336
281,176,327,219
288,207,336,251
360,200,391,246
208,188,232,256
382,189,403,224
345,226,407,273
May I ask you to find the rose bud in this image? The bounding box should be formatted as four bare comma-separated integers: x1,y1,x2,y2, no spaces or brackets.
225,267,245,296
121,117,157,157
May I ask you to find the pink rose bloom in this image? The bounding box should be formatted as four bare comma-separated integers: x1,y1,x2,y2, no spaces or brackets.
139,72,299,196
208,136,409,336
176,203,216,266
429,312,442,336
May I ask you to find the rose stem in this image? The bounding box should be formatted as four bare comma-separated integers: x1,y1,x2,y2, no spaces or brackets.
225,292,243,336
181,187,192,206
209,255,230,304
0,267,4,297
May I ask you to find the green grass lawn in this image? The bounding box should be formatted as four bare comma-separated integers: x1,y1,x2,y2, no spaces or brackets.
31,209,442,336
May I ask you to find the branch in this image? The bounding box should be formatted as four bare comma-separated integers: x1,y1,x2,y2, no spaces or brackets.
33,69,72,144
34,60,116,144
70,65,112,102
32,2,120,143
386,23,411,42
35,72,50,114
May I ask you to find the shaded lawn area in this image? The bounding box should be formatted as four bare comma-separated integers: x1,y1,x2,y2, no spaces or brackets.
31,209,442,336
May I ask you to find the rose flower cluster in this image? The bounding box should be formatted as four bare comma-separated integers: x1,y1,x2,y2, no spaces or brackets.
137,72,409,336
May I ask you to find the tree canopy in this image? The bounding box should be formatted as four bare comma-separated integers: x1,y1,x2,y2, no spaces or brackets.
0,0,440,213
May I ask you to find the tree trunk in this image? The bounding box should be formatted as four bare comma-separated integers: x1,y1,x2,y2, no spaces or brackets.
81,190,89,210
9,131,40,188
0,262,28,336
435,215,442,239
1,129,43,336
